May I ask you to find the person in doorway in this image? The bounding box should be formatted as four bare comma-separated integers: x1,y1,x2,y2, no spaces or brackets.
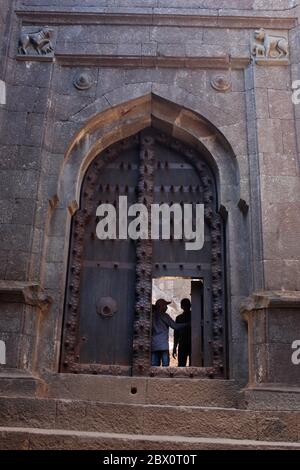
172,298,192,367
151,298,189,367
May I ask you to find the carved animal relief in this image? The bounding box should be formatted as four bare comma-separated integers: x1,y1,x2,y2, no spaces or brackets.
252,28,288,61
18,27,54,56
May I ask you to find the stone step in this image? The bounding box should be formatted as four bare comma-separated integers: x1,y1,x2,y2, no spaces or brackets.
0,396,299,443
45,374,242,408
1,426,300,451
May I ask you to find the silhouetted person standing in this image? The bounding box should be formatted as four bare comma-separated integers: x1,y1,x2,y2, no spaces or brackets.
151,299,189,367
173,298,191,367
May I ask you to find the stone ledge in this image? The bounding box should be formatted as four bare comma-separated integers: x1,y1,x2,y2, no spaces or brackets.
254,58,290,66
15,10,297,30
241,290,300,316
18,54,250,70
243,384,300,411
0,281,52,312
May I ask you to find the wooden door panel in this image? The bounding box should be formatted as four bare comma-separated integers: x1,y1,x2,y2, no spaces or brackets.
61,129,227,378
79,266,135,366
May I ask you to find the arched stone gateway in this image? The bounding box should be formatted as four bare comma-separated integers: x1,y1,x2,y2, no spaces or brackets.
49,93,250,381
61,129,227,378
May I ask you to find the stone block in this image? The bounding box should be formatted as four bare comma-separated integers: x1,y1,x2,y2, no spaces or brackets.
175,70,206,95
52,93,95,122
52,66,98,98
255,88,270,118
281,119,298,155
242,291,300,387
42,152,64,177
262,202,300,235
142,406,258,440
264,260,300,291
46,237,66,263
142,42,158,56
125,68,175,86
117,43,141,56
0,224,32,252
5,59,52,88
245,388,300,411
0,250,7,278
257,118,283,154
256,411,299,442
6,85,48,114
0,397,56,429
57,25,150,45
157,43,186,57
268,90,294,120
0,170,38,200
0,112,27,145
0,303,23,333
52,121,80,154
5,251,29,281
43,262,64,290
203,28,250,46
0,200,13,224
261,175,300,204
267,343,300,385
47,208,68,238
254,66,290,90
82,402,144,434
151,26,203,44
262,152,297,176
0,430,29,450
185,43,225,57
12,199,36,226
24,113,46,148
263,229,300,260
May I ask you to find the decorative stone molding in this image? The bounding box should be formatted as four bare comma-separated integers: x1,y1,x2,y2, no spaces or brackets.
210,75,231,92
241,291,300,388
15,10,297,30
0,281,52,313
73,72,93,91
241,290,300,315
251,28,289,65
17,51,250,70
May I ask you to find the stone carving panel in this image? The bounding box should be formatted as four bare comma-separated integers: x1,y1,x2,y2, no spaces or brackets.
252,28,289,63
18,26,54,57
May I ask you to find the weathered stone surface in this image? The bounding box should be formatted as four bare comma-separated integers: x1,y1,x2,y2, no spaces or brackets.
0,397,56,429
2,427,300,451
46,374,240,408
0,281,52,310
0,1,300,448
242,291,300,387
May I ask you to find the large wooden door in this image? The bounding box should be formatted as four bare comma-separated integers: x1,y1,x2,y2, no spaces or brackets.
61,129,227,378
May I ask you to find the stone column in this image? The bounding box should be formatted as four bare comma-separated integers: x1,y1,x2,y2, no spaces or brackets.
241,291,300,409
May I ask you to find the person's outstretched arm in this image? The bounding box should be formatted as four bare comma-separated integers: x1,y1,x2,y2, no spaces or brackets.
164,314,188,330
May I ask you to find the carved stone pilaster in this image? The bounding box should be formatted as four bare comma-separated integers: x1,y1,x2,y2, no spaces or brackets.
241,291,300,388
132,133,155,376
